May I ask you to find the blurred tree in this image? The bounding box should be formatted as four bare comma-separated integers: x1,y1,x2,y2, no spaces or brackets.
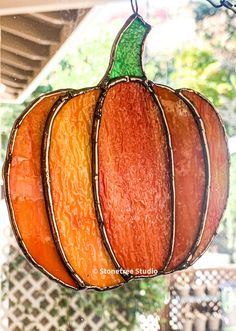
192,1,236,136
0,104,23,161
217,154,236,262
194,2,236,64
74,276,167,330
190,1,236,261
170,46,236,136
171,47,234,106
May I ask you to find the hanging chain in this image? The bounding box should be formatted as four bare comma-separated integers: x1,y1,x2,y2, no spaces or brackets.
206,0,236,14
130,0,235,15
131,0,139,14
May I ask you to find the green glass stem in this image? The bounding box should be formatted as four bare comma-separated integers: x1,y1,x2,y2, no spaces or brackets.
102,14,151,83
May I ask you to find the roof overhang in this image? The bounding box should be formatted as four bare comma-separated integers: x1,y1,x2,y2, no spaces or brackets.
0,0,109,15
0,0,110,104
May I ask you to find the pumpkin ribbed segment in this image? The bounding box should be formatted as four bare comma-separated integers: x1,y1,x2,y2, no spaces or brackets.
154,85,208,271
180,89,229,264
97,82,172,276
6,92,78,289
44,89,124,289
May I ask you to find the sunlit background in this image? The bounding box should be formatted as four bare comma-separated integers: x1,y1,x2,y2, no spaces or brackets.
0,0,236,330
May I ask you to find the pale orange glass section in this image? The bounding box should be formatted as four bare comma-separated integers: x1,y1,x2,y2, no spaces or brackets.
154,85,206,271
181,90,229,263
9,93,77,288
49,89,124,288
98,82,172,276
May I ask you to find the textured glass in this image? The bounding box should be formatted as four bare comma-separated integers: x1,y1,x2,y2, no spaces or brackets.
98,82,172,275
108,17,149,80
9,93,77,288
182,90,229,263
48,90,124,288
154,85,206,271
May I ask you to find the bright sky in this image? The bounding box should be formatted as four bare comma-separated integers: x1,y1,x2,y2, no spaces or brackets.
89,0,194,39
77,0,197,57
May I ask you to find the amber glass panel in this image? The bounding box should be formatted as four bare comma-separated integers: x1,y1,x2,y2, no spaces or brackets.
48,89,123,288
181,90,229,262
154,85,206,271
9,93,77,288
98,82,172,276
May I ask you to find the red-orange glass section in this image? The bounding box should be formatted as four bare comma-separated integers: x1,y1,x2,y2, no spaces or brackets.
98,82,172,276
154,85,206,270
181,90,229,263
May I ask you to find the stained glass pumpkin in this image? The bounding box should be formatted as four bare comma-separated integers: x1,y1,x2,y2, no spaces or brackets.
3,14,229,291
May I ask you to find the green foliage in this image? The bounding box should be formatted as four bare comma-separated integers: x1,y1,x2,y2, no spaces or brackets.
229,154,236,217
61,276,167,330
0,104,24,161
1,250,166,330
171,47,235,107
46,22,118,90
193,3,217,21
31,84,54,98
145,57,174,84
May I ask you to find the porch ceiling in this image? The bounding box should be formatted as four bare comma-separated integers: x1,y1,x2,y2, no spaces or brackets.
0,7,92,103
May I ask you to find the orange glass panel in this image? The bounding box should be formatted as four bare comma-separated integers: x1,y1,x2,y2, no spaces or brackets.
98,82,172,276
181,90,229,262
48,89,124,288
9,92,77,288
154,85,206,271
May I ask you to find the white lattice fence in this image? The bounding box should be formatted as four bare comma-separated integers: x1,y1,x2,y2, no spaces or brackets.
0,229,161,331
0,200,160,331
0,221,132,331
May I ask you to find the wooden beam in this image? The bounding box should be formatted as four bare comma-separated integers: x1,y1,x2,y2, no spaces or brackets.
1,74,27,88
1,31,49,60
0,15,61,45
30,10,79,25
0,0,110,15
3,85,22,94
1,50,41,70
1,63,33,80
0,5,97,104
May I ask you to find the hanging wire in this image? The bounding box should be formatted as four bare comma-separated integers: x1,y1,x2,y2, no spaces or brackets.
206,0,236,14
130,0,235,16
131,0,139,14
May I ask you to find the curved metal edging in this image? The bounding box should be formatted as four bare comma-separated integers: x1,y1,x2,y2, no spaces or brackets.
146,83,211,274
92,76,176,281
146,81,176,273
92,78,132,282
3,89,79,290
178,88,230,267
42,86,126,291
174,89,211,270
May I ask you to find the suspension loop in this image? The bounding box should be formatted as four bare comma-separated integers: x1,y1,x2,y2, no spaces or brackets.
131,0,138,14
206,0,236,12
